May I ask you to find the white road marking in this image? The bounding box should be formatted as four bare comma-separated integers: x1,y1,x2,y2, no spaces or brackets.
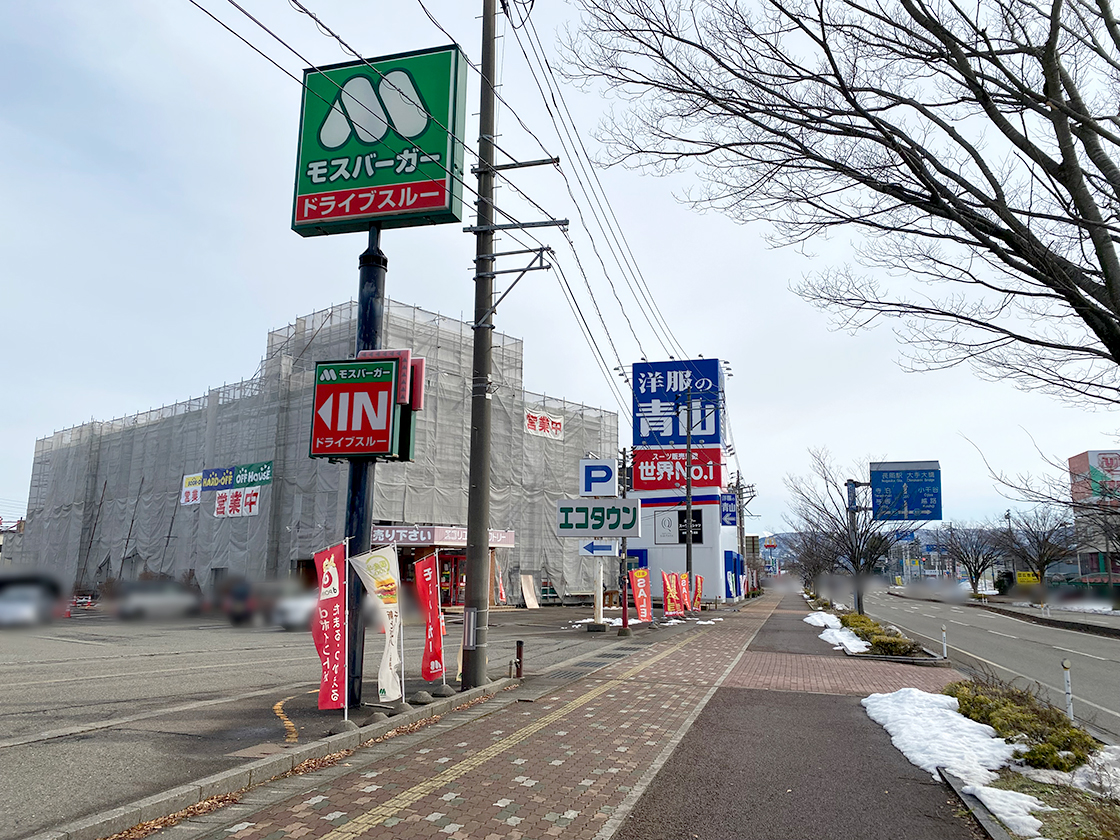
0,680,317,750
5,655,313,688
949,620,969,626
1053,646,1108,662
27,635,110,646
988,630,1018,639
922,614,937,619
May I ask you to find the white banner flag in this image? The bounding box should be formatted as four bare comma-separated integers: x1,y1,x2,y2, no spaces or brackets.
349,545,403,703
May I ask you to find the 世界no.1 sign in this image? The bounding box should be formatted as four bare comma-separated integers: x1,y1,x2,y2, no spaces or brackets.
292,45,467,236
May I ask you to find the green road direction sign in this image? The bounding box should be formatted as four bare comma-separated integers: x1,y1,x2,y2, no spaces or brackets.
293,45,467,236
556,498,641,538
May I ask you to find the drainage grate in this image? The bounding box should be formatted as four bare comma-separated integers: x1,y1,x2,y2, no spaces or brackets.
545,669,594,680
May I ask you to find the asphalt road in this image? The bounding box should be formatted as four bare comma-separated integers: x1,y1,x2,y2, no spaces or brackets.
862,591,1120,742
0,605,642,840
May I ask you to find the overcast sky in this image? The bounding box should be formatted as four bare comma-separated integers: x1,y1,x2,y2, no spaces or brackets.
1,1,1114,534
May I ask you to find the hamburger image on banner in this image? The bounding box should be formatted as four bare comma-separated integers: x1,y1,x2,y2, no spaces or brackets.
349,544,403,703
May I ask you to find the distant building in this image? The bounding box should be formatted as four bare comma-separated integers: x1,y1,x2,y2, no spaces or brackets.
14,300,617,602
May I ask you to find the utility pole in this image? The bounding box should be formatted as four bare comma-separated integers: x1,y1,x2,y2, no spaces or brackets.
345,223,387,707
461,0,498,690
684,387,693,579
618,447,632,637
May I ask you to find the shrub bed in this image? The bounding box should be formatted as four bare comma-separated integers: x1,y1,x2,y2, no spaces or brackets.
942,676,1098,771
839,613,925,656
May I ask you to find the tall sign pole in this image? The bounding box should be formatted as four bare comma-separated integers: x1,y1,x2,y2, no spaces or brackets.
685,388,693,579
345,225,387,706
462,0,498,689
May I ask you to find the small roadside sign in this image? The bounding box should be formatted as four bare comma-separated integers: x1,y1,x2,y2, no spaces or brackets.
556,499,640,538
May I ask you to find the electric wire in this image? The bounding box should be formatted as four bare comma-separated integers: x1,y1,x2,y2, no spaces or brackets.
519,15,689,359
213,0,554,239
195,0,741,484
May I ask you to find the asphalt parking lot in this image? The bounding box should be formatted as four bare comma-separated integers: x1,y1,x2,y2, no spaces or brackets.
0,604,652,839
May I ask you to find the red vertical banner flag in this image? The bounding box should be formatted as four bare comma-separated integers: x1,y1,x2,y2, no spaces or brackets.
414,554,445,682
629,568,652,622
311,542,347,710
678,573,691,612
692,575,704,611
662,571,682,617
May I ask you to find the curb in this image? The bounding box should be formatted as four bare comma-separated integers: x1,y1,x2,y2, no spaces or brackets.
25,679,518,840
841,647,953,667
939,768,1015,840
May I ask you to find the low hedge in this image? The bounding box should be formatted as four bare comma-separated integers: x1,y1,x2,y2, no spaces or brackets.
943,678,1098,771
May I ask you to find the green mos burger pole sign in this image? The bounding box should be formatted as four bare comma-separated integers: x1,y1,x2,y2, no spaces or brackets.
292,45,467,236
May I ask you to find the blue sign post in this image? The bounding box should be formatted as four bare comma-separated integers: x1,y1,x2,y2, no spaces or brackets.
869,461,942,521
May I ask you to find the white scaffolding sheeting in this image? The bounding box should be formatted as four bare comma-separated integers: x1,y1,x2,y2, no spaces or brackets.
15,300,618,603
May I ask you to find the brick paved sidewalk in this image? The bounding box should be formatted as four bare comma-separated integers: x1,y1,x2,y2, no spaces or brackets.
147,593,964,840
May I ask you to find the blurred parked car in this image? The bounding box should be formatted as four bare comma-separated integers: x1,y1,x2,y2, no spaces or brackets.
114,580,201,620
0,584,59,627
271,586,319,631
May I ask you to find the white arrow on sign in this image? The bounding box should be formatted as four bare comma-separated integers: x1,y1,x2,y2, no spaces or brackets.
316,391,389,432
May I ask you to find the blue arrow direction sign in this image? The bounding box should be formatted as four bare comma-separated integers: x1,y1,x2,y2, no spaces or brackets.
582,542,618,555
579,540,620,556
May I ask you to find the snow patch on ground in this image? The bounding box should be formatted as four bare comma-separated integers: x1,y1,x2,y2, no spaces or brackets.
961,785,1054,837
803,612,840,629
860,688,1120,837
803,612,869,652
862,688,1016,786
819,626,870,653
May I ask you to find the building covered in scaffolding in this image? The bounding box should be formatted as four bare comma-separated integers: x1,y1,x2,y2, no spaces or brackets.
13,299,617,604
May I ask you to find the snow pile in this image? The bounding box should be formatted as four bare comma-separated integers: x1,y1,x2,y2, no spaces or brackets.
802,612,868,652
863,688,1056,837
862,689,1016,785
803,612,840,629
820,626,870,653
1050,601,1117,616
961,786,1054,837
565,617,624,628
696,620,716,625
1017,745,1120,799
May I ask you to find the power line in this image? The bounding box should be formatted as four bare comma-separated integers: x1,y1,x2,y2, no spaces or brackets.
518,16,689,359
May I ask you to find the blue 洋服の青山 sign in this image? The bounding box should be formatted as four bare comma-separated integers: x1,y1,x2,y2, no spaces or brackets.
632,359,723,448
869,461,942,521
720,493,737,526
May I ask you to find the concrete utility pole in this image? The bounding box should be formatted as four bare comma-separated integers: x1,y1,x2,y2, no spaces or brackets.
619,448,632,637
461,0,498,690
345,224,387,707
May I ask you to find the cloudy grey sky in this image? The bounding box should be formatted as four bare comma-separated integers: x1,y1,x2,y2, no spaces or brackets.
1,1,1113,533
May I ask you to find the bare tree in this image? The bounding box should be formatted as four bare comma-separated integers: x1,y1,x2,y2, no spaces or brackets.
938,522,1002,594
997,505,1078,597
784,449,896,613
787,528,840,595
566,0,1120,405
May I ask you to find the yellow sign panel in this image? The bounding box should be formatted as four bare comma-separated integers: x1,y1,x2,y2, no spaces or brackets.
1016,571,1040,585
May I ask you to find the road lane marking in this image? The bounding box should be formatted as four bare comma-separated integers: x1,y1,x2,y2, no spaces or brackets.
1053,646,1108,662
988,630,1018,639
949,620,969,626
4,655,313,688
27,635,110,646
888,627,1120,730
922,614,937,618
272,695,300,743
